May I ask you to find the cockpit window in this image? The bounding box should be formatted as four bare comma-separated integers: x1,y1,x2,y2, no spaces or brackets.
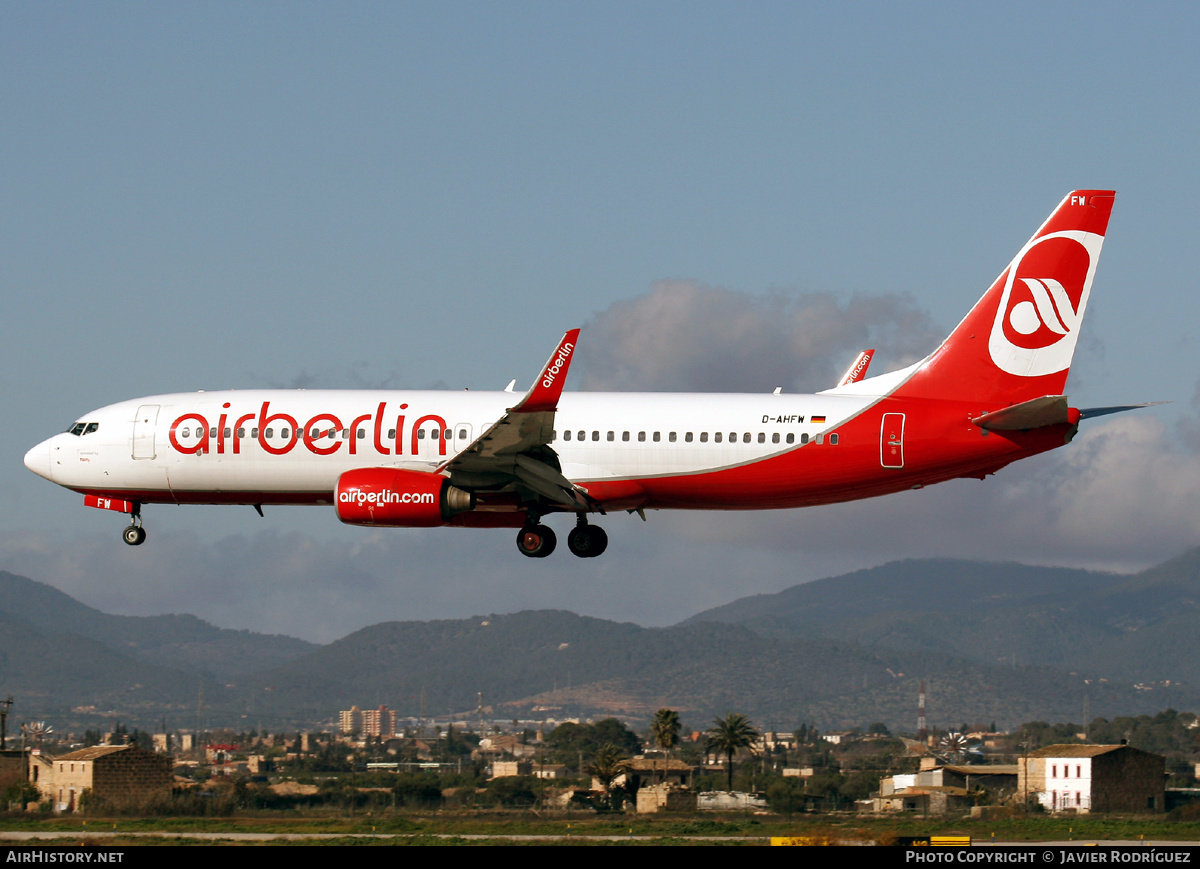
66,422,99,436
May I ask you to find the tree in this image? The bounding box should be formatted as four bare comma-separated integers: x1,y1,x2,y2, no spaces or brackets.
706,713,759,792
651,708,681,782
584,743,631,810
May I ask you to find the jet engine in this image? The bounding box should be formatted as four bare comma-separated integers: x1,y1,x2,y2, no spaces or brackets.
335,468,475,527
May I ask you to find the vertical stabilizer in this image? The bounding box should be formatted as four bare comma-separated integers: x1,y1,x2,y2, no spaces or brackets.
892,190,1115,404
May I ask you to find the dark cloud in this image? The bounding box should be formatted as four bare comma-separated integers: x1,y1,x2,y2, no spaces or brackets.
577,280,943,393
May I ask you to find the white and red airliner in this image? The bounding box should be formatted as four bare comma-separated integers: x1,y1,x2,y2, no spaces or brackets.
25,190,1144,558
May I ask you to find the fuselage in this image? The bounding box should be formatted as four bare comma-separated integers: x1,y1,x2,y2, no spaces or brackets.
23,386,1070,515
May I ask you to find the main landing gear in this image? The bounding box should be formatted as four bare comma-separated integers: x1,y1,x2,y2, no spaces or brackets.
122,502,146,546
516,524,556,558
567,515,607,558
516,515,608,559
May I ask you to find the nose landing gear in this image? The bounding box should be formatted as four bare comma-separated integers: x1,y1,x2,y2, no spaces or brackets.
122,502,146,546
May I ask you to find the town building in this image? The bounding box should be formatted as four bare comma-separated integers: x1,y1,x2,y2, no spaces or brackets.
1019,744,1165,813
30,745,173,813
873,763,1018,814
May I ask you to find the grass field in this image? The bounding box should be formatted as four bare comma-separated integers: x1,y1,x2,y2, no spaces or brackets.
2,811,1199,845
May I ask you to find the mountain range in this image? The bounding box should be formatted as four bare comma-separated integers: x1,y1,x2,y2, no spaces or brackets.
1,546,1198,733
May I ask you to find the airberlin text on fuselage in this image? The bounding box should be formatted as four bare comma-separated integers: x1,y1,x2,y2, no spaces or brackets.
167,401,448,458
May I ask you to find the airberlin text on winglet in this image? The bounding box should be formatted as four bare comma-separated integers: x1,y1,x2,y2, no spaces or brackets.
542,341,574,389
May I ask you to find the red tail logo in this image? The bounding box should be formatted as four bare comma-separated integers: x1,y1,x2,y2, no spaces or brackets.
988,229,1104,377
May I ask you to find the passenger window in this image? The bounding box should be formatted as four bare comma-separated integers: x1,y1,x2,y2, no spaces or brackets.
209,428,217,438
223,428,231,438
388,429,396,439
800,433,809,444
729,432,736,442
815,434,824,444
458,429,467,439
830,433,839,445
236,428,245,438
359,429,367,438
341,429,349,438
622,431,629,442
592,431,599,441
653,432,661,442
564,430,572,441
578,431,585,440
669,432,677,443
772,433,780,444
685,432,693,443
607,431,614,442
252,428,259,438
743,432,751,443
786,433,794,444
638,432,646,442
715,432,722,443
280,428,290,438
757,432,765,443
417,429,426,439
266,428,274,438
700,432,708,443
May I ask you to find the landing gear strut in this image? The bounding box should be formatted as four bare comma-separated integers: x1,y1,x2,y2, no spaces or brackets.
516,523,556,558
122,502,146,546
567,515,608,558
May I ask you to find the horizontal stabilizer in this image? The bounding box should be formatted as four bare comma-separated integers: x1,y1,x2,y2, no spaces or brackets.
974,395,1070,431
975,397,1165,432
1079,402,1168,419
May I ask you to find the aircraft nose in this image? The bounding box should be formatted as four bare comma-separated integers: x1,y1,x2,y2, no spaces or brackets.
23,441,53,481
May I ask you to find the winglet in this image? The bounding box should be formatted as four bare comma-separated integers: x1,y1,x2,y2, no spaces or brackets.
512,329,580,413
836,349,875,387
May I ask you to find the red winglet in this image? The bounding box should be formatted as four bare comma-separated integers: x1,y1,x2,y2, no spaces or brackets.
836,349,875,386
514,328,580,413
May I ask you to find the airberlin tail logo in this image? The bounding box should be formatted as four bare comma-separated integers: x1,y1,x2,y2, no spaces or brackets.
988,229,1104,377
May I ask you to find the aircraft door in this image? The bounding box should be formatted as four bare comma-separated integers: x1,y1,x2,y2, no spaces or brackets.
453,423,473,454
132,404,160,460
880,412,905,468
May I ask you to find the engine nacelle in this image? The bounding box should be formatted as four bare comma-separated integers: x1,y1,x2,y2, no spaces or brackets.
335,468,475,527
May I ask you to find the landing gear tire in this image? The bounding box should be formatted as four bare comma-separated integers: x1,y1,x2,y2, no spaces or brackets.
567,524,608,558
516,524,556,558
122,525,146,546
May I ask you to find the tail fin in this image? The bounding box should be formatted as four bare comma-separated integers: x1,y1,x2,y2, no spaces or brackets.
892,190,1115,404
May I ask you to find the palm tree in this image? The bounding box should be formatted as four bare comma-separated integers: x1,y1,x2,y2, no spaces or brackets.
706,712,759,792
584,742,631,810
651,708,681,783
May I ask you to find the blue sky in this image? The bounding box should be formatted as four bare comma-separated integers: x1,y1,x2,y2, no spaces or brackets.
3,2,1200,642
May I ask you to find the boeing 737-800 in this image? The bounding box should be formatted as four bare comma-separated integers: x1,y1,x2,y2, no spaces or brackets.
25,190,1143,558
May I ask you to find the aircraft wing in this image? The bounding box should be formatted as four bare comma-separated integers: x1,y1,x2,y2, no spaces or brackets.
437,329,594,510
